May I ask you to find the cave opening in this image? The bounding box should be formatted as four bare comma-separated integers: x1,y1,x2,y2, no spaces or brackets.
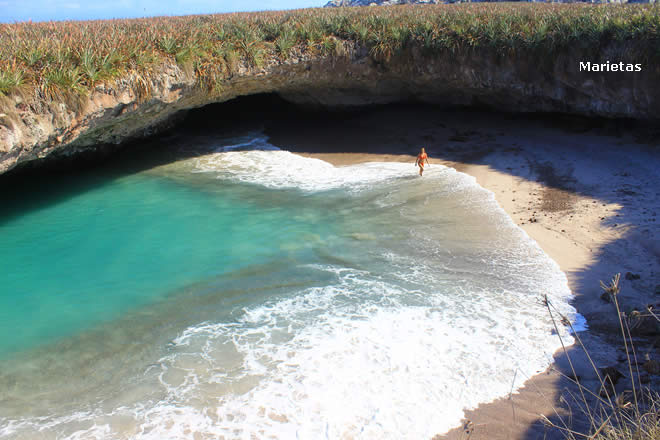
1,92,654,189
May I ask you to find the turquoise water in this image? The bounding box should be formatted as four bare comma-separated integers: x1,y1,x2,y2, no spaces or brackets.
0,136,582,439
0,170,336,357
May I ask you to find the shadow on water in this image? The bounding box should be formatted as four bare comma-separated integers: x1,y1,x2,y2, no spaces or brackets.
0,142,171,227
0,94,332,225
2,93,658,438
0,94,355,226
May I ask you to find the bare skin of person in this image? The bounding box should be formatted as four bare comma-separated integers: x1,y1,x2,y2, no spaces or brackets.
415,147,430,176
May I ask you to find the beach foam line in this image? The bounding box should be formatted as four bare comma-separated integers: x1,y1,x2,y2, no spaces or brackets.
130,260,576,439
1,258,582,439
192,149,432,192
0,134,586,439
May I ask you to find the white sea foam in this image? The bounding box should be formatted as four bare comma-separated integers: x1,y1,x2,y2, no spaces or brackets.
0,137,585,439
192,149,423,192
70,263,574,439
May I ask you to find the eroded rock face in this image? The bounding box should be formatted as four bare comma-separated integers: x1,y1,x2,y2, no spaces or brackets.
0,43,658,175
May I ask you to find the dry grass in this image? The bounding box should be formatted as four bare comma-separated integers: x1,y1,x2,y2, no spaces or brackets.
0,3,658,111
543,274,660,440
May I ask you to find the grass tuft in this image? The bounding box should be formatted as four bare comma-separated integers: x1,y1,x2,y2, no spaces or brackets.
541,274,660,440
0,70,24,96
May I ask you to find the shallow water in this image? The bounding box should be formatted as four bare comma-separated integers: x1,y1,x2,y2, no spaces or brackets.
0,132,581,439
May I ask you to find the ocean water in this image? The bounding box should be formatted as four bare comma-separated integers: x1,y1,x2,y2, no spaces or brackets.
0,133,582,439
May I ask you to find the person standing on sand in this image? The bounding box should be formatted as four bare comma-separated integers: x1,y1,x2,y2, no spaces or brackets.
416,147,429,176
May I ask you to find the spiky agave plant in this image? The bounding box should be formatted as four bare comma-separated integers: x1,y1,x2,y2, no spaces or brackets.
275,29,297,60
0,70,24,96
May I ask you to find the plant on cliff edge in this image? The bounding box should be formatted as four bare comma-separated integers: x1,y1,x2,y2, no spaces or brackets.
158,36,180,56
275,30,297,60
0,70,24,96
237,39,265,70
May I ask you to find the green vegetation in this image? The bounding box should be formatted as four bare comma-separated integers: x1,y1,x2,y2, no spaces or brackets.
0,70,23,96
0,3,658,105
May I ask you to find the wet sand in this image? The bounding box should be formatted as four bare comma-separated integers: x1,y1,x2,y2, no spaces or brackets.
265,107,660,439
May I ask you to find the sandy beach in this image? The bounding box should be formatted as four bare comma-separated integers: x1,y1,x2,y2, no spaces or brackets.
268,106,660,439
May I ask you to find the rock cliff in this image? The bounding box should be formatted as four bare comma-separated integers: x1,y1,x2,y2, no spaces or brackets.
1,42,658,175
